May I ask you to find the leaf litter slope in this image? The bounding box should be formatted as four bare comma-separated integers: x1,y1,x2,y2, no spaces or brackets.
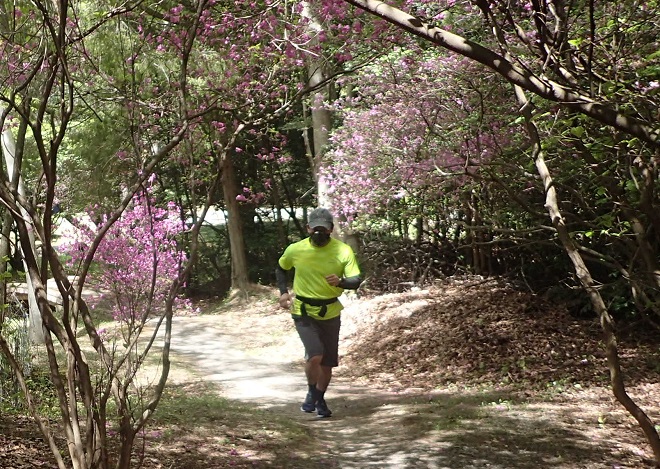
2,278,659,468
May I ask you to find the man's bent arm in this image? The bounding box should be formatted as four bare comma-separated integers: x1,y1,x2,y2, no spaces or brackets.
275,264,290,295
338,275,362,290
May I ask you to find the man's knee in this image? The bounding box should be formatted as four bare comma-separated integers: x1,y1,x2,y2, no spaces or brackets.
307,354,323,364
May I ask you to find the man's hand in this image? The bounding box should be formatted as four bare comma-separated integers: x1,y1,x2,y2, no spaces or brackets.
325,274,341,287
279,292,291,309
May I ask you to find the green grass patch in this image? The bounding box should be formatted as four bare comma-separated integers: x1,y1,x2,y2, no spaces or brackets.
152,380,309,440
140,380,323,469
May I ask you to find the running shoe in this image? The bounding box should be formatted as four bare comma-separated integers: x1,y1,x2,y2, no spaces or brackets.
301,391,316,413
315,398,332,418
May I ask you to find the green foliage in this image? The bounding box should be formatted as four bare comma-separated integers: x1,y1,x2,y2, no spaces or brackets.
58,112,131,213
23,370,61,418
186,224,231,298
0,364,68,418
151,381,308,438
185,207,307,298
242,214,288,285
0,299,59,417
0,304,30,411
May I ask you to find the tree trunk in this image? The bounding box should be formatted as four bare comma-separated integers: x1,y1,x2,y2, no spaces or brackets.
301,1,333,207
473,5,660,456
0,106,44,344
514,85,660,465
221,153,250,292
270,166,288,247
0,209,11,312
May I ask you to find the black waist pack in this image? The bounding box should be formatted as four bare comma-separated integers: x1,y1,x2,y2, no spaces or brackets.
295,295,339,318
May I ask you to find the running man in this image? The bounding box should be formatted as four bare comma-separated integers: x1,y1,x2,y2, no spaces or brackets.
275,207,362,417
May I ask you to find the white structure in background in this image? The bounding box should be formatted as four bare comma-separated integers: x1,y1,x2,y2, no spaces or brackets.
186,206,306,227
1,106,44,343
51,213,96,247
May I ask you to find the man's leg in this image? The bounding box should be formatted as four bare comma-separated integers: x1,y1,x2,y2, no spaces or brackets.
304,354,323,389
312,364,333,417
295,316,338,417
295,318,325,413
313,317,340,418
304,357,333,388
316,365,332,392
303,359,333,417
304,338,336,388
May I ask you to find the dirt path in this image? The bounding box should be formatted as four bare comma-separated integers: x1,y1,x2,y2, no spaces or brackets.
167,302,463,469
162,291,655,469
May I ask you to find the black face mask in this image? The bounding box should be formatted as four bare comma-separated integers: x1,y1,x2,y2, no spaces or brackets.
310,230,331,246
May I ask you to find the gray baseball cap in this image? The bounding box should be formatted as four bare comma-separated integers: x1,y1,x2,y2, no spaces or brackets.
308,207,334,230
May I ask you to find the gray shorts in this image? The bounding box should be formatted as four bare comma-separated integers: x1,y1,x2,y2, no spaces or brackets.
293,315,341,367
